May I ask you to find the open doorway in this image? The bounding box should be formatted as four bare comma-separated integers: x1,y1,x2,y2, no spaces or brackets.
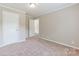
29,18,39,37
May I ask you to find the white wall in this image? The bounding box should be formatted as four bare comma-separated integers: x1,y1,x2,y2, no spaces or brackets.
0,7,2,45
19,14,28,40
39,4,79,49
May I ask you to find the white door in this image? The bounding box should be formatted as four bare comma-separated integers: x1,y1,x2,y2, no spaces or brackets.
34,19,39,34
3,10,20,45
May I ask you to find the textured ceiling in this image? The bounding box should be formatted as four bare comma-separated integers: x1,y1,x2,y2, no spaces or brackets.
0,3,76,18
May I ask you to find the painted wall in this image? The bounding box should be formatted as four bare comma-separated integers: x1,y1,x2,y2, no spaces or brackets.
19,14,28,40
0,7,2,45
39,4,79,48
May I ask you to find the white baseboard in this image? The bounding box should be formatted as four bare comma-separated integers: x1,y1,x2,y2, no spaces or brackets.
0,39,25,47
39,36,79,50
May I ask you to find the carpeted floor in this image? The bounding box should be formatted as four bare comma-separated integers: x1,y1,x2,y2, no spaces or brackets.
0,36,79,56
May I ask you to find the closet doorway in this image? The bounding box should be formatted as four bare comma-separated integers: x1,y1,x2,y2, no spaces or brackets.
3,10,20,45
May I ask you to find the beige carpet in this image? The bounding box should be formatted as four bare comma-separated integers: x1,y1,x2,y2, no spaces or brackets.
0,36,79,56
